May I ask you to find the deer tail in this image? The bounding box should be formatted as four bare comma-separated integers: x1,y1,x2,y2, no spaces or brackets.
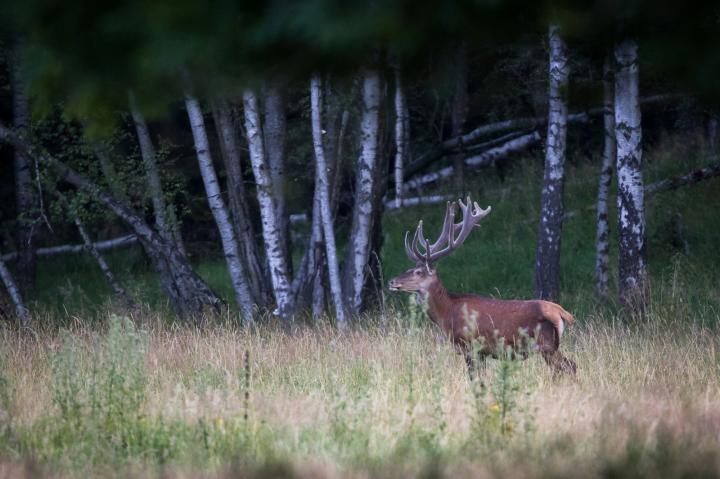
558,306,575,326
539,301,575,339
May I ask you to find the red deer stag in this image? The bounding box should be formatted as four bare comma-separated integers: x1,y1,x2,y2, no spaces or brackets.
388,197,576,377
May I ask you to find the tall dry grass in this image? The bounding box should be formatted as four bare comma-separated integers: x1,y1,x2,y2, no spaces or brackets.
0,298,719,478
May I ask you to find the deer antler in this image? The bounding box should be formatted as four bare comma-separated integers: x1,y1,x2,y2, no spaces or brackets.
404,196,491,265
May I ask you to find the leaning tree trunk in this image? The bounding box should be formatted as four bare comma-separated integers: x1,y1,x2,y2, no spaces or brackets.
343,69,382,315
310,75,347,327
212,100,268,305
263,84,292,277
393,65,409,208
0,249,29,326
185,93,255,322
128,92,186,256
243,89,294,319
0,124,222,319
11,47,37,296
450,43,469,189
74,214,138,310
614,39,648,311
595,54,615,297
534,24,569,302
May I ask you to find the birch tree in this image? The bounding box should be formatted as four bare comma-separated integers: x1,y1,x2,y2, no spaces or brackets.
595,55,615,297
185,92,255,322
394,66,409,208
310,75,346,326
615,38,647,310
243,89,294,319
343,69,382,314
212,100,268,305
12,46,37,296
128,92,186,256
263,85,292,275
534,24,569,301
0,249,29,326
0,123,222,319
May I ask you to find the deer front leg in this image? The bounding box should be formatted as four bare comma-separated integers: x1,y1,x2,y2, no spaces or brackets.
460,344,487,385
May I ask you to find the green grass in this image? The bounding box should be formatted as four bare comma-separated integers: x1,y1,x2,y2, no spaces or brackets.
3,134,719,477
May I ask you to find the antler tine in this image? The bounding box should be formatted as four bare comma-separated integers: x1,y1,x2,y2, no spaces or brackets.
428,201,456,252
410,220,430,264
451,196,491,249
403,196,491,266
404,230,423,263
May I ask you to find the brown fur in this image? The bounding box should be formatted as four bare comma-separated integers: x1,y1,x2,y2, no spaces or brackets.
389,266,576,376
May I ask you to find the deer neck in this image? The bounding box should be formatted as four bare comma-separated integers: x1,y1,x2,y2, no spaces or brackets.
420,277,453,330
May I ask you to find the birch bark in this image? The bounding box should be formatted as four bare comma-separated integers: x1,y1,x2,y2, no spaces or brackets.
595,55,615,297
263,85,292,276
311,75,347,326
344,70,381,314
185,93,255,322
615,39,648,310
534,25,569,301
0,250,29,326
212,100,268,305
243,89,294,319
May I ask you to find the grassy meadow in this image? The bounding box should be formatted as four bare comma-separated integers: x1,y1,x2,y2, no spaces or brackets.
1,134,720,477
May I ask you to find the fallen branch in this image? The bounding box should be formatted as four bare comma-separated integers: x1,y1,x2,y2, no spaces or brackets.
404,94,680,178
384,194,452,211
404,131,542,192
0,234,138,262
645,162,720,196
534,161,720,225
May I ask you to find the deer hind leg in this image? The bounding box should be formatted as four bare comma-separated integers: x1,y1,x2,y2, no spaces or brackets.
535,321,576,377
541,350,577,377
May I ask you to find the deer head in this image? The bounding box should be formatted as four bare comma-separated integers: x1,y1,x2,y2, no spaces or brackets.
388,196,491,293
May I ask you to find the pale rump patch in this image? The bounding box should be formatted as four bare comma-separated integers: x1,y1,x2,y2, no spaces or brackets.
538,300,575,338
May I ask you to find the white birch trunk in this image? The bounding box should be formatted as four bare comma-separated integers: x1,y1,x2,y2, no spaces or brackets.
595,55,615,297
263,85,292,275
615,39,647,309
212,100,268,305
185,93,255,322
534,24,569,301
310,75,347,326
345,70,381,314
243,89,294,319
394,66,408,208
128,92,186,256
0,251,29,326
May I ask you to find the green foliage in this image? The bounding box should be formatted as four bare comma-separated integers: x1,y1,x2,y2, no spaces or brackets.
38,315,149,466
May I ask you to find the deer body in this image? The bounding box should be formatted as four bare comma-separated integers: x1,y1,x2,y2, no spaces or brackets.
389,197,576,376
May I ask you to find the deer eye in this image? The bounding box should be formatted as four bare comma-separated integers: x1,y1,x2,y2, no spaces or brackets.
413,269,422,276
